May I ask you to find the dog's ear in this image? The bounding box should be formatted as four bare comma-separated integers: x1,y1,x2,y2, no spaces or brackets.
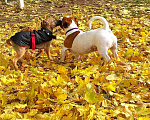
41,20,48,28
62,17,70,28
74,17,79,26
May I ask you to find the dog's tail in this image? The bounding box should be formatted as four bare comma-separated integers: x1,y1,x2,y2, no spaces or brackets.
89,16,109,30
6,39,12,46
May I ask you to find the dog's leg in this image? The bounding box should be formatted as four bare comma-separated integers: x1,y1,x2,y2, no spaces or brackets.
60,46,68,61
12,47,26,70
111,48,118,58
75,55,80,60
36,49,43,58
98,48,110,62
18,57,24,62
101,53,110,61
45,47,51,60
19,0,24,9
44,41,52,60
110,46,118,58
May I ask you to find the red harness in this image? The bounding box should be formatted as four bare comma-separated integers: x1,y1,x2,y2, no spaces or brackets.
31,30,35,50
30,30,56,50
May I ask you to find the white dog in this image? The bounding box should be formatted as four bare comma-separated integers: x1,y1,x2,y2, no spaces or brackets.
60,16,118,62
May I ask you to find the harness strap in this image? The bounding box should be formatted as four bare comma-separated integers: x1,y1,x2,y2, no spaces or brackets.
30,30,35,50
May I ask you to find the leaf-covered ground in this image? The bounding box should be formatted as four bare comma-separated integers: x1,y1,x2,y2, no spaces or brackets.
0,0,150,119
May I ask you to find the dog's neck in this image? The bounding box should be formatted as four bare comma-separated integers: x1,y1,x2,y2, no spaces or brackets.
65,28,79,35
65,20,79,37
43,26,53,32
48,27,53,32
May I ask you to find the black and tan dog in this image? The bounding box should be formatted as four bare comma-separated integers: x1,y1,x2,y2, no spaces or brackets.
7,17,62,70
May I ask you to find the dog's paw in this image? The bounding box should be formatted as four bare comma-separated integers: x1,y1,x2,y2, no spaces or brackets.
59,59,65,63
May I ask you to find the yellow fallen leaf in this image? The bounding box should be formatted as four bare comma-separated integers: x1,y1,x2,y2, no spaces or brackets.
102,100,108,107
28,109,38,116
0,66,5,73
136,107,150,115
141,32,146,36
110,109,120,116
137,116,149,120
6,78,16,84
49,75,64,85
0,113,14,120
57,65,68,74
128,29,132,33
107,84,116,91
17,92,28,101
84,91,97,103
30,59,37,66
61,112,74,120
5,23,10,28
122,9,130,14
13,103,27,108
1,76,7,84
88,105,95,119
54,87,67,100
124,48,134,59
133,49,139,56
106,74,119,80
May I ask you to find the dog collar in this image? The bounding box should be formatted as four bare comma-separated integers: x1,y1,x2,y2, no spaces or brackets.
65,28,79,35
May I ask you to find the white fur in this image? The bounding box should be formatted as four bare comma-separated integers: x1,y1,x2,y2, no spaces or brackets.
65,20,79,37
60,17,63,21
61,16,118,62
89,16,109,30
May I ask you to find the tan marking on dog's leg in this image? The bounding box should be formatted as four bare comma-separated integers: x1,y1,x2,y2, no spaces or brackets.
12,47,26,70
44,41,52,60
45,47,51,60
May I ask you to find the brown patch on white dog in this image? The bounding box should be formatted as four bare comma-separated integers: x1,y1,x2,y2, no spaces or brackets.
64,31,80,48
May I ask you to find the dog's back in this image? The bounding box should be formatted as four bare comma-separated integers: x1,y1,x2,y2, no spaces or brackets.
10,31,31,47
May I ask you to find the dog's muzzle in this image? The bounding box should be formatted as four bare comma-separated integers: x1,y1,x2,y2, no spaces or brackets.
59,17,64,28
56,20,62,27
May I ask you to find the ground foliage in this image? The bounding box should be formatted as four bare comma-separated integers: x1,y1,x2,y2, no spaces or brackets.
0,0,150,119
